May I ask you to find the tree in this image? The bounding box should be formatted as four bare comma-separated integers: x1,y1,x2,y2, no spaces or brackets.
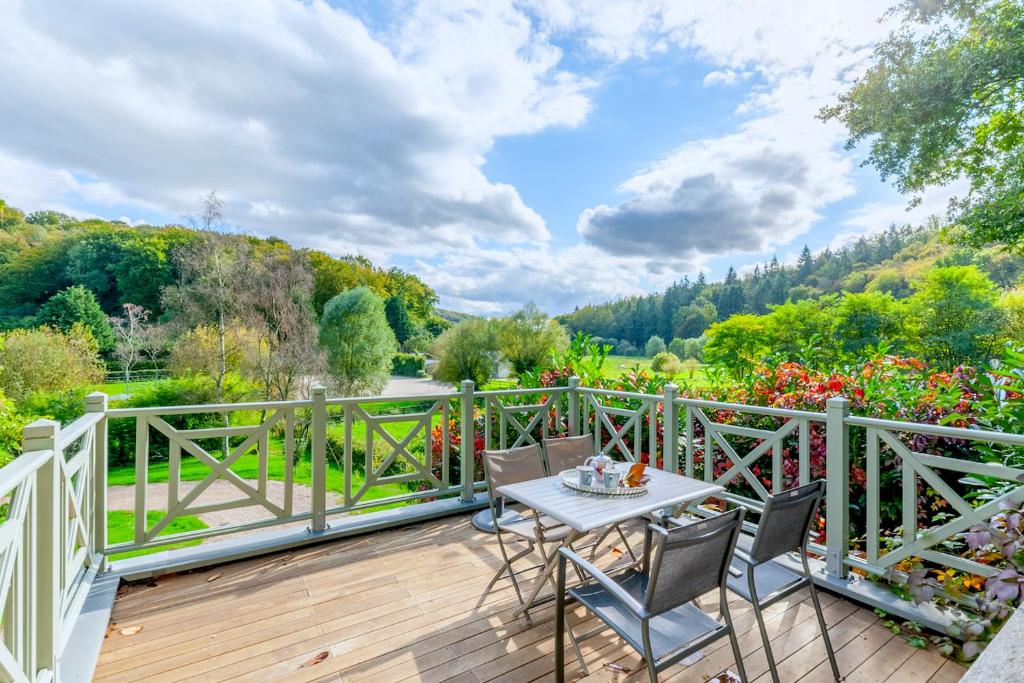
822,0,1024,248
162,199,253,406
168,324,261,386
667,337,687,358
651,351,683,376
112,303,148,390
0,324,104,402
36,285,115,353
497,304,569,375
248,248,324,401
319,287,397,396
644,335,666,357
703,315,771,379
385,295,416,346
432,318,497,386
908,265,1004,367
831,291,907,355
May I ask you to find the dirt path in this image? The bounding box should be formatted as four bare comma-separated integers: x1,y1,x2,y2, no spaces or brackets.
107,480,343,539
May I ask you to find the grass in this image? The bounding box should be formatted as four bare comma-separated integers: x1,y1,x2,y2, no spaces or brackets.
93,379,163,398
602,355,712,388
106,509,207,559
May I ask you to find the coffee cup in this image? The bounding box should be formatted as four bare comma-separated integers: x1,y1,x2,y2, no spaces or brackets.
603,467,622,488
576,465,596,486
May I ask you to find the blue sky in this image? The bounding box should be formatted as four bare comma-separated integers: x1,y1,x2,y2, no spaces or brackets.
0,0,960,314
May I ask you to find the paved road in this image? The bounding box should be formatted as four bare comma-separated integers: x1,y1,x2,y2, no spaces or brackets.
381,376,455,396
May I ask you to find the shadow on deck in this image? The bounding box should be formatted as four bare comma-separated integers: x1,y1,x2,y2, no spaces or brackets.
94,515,967,682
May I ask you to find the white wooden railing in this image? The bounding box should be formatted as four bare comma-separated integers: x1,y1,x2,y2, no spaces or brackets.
1,379,1022,679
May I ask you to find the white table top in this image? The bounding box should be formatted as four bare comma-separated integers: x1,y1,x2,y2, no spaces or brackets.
496,468,724,533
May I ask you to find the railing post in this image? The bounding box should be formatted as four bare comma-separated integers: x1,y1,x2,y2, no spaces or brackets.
23,419,60,679
460,380,475,503
86,392,108,564
310,385,327,533
567,376,580,436
825,397,850,579
663,383,678,473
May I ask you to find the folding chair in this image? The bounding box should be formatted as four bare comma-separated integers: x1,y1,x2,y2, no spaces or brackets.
542,434,637,561
481,445,574,620
555,509,748,682
725,480,839,682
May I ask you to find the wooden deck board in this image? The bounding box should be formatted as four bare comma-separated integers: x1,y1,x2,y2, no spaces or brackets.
95,515,967,682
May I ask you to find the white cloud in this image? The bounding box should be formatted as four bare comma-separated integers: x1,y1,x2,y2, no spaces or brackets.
564,1,899,270
0,0,592,260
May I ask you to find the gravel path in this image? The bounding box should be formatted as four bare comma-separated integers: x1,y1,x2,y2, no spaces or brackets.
107,479,343,539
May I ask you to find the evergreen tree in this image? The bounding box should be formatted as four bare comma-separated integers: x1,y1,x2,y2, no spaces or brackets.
384,295,415,345
37,285,115,353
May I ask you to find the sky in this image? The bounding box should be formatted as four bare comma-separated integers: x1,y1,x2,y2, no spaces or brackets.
0,0,964,315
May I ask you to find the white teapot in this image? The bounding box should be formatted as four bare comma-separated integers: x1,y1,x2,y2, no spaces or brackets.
584,453,613,473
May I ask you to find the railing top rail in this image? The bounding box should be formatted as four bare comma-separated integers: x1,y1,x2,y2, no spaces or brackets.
106,398,313,417
0,449,51,498
325,392,455,406
475,386,568,397
577,386,662,401
55,412,104,449
674,397,827,422
846,414,1024,446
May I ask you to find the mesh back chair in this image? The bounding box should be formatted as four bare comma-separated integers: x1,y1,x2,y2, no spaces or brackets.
726,480,839,683
555,509,748,682
542,435,636,561
482,445,572,623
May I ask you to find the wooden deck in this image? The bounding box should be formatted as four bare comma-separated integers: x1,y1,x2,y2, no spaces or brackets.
94,515,967,682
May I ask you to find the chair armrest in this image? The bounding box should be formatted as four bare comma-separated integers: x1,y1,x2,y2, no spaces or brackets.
558,548,648,619
732,547,757,567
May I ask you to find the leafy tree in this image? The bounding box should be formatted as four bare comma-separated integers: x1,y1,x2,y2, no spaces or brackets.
385,295,416,346
319,287,397,396
667,337,687,358
822,0,1024,248
36,285,115,352
168,324,262,388
0,390,21,466
497,304,568,375
431,318,497,386
644,335,666,357
651,351,683,376
162,222,254,406
703,315,771,379
908,265,1004,367
0,324,104,402
1000,288,1024,342
765,298,835,363
831,291,907,355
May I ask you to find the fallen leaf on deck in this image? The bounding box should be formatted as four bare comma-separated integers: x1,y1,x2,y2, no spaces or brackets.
706,670,742,682
610,547,625,557
119,626,143,636
603,662,630,673
300,651,329,668
205,572,223,583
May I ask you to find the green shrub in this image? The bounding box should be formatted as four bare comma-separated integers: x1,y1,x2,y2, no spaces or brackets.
391,353,426,377
644,335,666,357
651,351,683,376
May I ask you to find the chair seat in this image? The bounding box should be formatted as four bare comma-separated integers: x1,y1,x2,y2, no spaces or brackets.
496,510,572,542
570,570,724,661
727,556,804,602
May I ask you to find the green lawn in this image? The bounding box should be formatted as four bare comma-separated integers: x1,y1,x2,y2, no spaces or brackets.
93,379,163,398
106,509,207,559
602,355,712,388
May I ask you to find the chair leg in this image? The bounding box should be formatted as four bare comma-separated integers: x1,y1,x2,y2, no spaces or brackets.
747,570,780,683
494,534,535,625
614,523,637,562
588,524,617,560
804,557,840,681
556,556,567,683
721,588,748,683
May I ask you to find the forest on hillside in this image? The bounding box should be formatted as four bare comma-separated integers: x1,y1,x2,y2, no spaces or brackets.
557,223,1024,356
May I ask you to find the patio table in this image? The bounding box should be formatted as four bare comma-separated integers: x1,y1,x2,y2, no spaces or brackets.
497,468,723,617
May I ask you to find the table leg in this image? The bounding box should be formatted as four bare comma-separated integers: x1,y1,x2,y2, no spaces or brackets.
514,529,582,618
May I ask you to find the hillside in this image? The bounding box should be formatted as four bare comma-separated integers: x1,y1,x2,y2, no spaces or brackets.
557,223,1024,350
0,198,442,331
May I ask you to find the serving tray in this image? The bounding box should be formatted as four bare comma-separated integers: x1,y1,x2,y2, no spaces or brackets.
558,469,650,497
